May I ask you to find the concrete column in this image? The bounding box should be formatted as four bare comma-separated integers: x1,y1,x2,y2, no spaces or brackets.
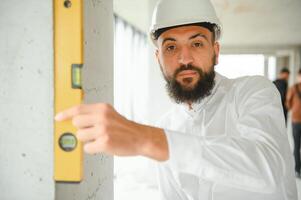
292,48,301,83
0,0,114,199
0,0,55,199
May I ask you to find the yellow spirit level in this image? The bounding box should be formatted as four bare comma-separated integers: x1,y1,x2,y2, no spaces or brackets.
54,0,83,182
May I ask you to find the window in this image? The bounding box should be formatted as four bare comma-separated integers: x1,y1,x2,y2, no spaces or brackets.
114,15,159,200
216,54,265,78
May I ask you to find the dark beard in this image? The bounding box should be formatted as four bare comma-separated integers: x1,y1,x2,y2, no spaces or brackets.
162,61,216,104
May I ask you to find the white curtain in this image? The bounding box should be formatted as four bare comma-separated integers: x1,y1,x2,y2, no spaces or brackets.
114,15,149,122
114,15,160,200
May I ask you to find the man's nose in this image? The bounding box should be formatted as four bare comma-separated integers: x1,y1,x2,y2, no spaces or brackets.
178,47,194,66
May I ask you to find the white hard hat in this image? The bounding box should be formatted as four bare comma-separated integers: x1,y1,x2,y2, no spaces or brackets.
150,0,222,44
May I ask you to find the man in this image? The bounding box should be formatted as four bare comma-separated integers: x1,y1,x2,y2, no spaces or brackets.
286,69,301,178
55,0,297,199
273,68,290,124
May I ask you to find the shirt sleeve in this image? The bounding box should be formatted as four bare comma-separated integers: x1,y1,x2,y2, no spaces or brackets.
161,76,289,193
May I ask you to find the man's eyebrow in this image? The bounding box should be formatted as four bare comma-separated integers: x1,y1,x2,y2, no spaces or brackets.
189,33,209,42
161,33,209,46
161,37,176,46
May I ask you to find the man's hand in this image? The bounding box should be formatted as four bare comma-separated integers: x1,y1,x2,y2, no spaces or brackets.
55,103,169,161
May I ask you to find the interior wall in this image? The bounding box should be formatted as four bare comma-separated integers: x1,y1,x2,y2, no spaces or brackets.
0,0,55,199
55,0,114,199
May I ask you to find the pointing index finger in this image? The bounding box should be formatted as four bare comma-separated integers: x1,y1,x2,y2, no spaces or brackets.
55,105,82,121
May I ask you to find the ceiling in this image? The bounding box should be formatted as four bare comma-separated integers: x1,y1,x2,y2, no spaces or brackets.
114,0,301,47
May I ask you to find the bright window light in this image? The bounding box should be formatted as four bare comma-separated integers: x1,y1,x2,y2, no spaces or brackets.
215,54,265,78
268,56,277,81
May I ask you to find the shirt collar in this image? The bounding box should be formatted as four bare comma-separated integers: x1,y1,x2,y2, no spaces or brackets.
179,72,224,113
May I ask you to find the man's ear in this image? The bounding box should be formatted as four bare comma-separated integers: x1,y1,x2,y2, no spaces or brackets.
155,49,161,65
214,42,220,65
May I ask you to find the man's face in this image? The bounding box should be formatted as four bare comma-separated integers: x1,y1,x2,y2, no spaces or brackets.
155,25,220,103
281,72,289,81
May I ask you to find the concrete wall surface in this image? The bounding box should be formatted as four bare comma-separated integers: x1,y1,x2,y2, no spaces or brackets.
0,0,114,199
0,0,55,199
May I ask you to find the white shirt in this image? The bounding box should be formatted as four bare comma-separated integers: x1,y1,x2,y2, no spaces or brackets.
157,73,297,200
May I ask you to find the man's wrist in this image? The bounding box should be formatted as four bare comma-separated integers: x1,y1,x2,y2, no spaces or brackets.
134,123,169,161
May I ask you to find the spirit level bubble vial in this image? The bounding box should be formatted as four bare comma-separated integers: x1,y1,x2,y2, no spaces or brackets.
54,0,83,182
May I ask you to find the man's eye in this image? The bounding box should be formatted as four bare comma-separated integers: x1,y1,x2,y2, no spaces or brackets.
193,42,203,47
166,45,176,51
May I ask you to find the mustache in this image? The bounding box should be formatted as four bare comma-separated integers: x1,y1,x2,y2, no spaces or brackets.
174,64,203,78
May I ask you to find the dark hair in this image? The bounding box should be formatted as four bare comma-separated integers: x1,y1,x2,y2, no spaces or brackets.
152,22,218,43
280,67,290,74
298,68,301,75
